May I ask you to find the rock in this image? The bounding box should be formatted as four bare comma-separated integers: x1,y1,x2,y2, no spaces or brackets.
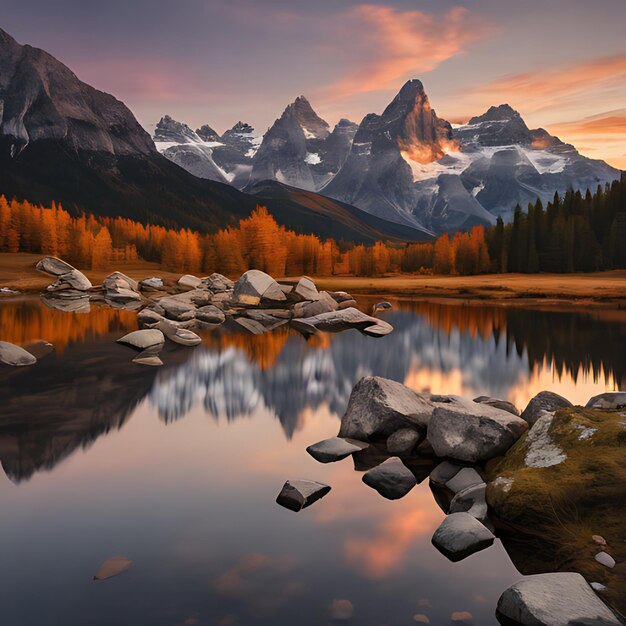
592,535,607,547
157,296,196,321
446,467,484,495
372,301,392,314
23,340,55,360
45,268,92,294
338,299,358,310
362,457,417,499
293,291,338,318
210,292,232,306
157,320,202,347
496,572,621,625
132,350,163,366
178,274,202,290
293,276,320,301
306,437,369,463
103,271,139,293
427,396,528,463
586,392,626,410
590,582,608,592
449,483,489,523
140,277,164,291
387,428,422,456
595,552,616,568
451,612,473,623
522,413,567,468
196,305,226,324
232,269,286,306
339,376,433,440
116,329,165,350
431,512,495,562
329,599,354,622
328,291,355,304
137,308,166,328
235,311,289,333
430,461,464,488
413,614,430,624
276,479,331,512
203,273,233,292
291,307,393,337
35,256,75,276
474,395,520,416
0,341,37,366
521,391,572,426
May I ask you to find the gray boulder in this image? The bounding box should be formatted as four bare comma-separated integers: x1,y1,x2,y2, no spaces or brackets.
449,482,489,523
474,395,520,416
157,296,196,321
103,271,139,293
445,467,484,495
521,391,572,426
0,341,37,366
196,305,226,324
306,437,369,463
339,376,433,440
496,572,621,625
140,277,164,291
137,308,166,328
35,256,75,276
585,392,626,410
291,307,393,337
232,269,286,306
276,480,331,512
178,274,202,290
431,512,495,562
362,457,417,499
45,268,92,294
430,461,464,488
203,273,233,292
293,291,338,318
293,276,320,301
387,428,422,456
117,329,165,350
157,320,202,347
428,396,528,463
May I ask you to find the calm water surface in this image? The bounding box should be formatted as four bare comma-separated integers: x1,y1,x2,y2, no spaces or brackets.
0,296,624,626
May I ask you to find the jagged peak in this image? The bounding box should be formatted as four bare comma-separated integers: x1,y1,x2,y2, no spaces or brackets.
229,121,254,133
469,104,523,124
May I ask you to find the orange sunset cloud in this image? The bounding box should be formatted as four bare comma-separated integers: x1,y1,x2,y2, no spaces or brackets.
321,5,490,101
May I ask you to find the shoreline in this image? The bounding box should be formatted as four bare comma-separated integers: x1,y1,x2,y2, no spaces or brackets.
2,253,626,309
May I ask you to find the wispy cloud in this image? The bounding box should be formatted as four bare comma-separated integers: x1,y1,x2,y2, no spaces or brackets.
549,110,626,135
472,55,626,113
320,5,490,102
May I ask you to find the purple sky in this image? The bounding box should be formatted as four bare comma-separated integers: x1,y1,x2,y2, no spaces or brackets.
3,0,626,167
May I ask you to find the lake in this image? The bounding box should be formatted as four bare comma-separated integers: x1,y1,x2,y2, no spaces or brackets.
0,296,624,626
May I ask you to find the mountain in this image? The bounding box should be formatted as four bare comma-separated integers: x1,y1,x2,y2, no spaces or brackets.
0,26,430,243
246,97,358,192
322,83,620,232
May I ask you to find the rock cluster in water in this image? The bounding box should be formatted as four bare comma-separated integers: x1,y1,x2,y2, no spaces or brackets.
8,257,394,368
292,377,625,625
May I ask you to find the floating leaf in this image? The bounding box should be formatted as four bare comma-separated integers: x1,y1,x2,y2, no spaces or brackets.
93,556,133,581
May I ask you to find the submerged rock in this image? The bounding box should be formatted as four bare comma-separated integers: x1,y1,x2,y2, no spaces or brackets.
306,437,369,463
339,376,433,440
431,512,495,562
276,479,331,512
427,395,528,463
362,457,417,500
0,341,37,366
117,329,165,350
496,573,621,626
386,428,422,456
132,350,163,366
157,320,202,346
521,391,572,426
290,307,393,337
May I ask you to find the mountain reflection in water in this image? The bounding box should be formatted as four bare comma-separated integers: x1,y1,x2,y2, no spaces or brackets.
0,297,623,484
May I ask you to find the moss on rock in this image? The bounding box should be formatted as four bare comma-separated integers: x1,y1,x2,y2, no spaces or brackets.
486,406,626,616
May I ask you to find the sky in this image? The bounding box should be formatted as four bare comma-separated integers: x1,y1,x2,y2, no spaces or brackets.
2,0,626,168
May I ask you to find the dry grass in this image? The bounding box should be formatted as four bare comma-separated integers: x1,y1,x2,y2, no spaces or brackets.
2,253,626,307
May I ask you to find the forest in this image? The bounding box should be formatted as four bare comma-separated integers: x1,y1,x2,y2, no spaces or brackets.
0,177,624,277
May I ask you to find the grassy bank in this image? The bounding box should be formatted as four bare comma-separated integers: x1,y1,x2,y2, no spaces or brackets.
2,252,626,307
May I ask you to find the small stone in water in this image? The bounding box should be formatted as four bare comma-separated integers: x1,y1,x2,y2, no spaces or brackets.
451,611,473,623
595,551,616,568
413,614,430,624
591,582,607,591
276,479,331,512
592,534,607,546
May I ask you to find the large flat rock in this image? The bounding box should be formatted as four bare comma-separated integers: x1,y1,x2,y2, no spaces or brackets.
431,512,495,562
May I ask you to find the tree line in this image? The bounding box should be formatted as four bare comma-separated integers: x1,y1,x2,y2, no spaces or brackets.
0,177,624,276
